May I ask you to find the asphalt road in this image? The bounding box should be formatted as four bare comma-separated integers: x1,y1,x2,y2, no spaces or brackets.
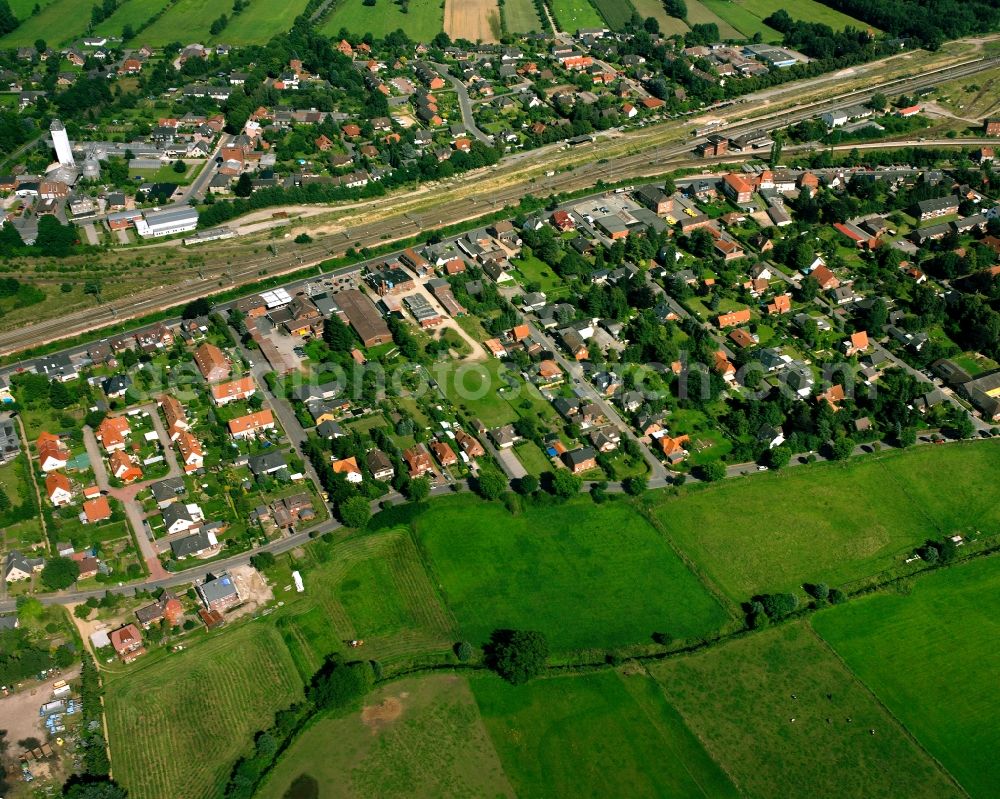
432,62,492,145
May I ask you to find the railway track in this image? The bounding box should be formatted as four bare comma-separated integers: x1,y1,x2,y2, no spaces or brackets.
0,55,996,357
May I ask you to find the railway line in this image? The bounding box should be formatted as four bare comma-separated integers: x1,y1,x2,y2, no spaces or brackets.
0,54,997,357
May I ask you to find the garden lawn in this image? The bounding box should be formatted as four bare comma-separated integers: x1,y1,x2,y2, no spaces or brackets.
813,556,1000,799
259,675,514,799
321,0,444,41
472,670,739,798
413,494,729,651
105,624,303,799
550,0,603,32
649,441,1000,601
513,254,567,295
652,623,961,799
439,358,553,428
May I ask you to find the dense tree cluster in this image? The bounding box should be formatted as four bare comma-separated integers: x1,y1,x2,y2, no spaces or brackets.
815,0,1000,49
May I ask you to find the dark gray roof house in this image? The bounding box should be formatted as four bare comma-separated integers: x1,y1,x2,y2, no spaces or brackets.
150,477,185,505
248,450,287,477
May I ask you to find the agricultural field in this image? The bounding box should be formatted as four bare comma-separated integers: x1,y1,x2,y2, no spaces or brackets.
633,0,688,35
444,0,501,43
702,0,781,41
472,669,739,798
649,441,1000,603
413,494,730,651
652,623,962,799
105,624,304,799
737,0,876,32
139,0,312,45
93,0,173,38
814,556,1000,798
590,0,634,30
280,528,457,670
502,0,544,33
259,675,515,799
321,0,444,42
684,0,742,39
0,0,94,47
550,0,604,33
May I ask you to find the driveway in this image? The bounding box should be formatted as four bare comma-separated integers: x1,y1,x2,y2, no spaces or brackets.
432,63,492,145
83,405,180,580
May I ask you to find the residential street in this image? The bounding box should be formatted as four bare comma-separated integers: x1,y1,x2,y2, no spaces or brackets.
526,320,669,483
82,402,183,581
432,63,492,145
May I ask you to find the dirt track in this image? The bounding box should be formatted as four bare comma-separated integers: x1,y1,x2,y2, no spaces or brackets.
444,0,500,43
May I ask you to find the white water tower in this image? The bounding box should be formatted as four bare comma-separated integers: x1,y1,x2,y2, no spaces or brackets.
50,119,74,166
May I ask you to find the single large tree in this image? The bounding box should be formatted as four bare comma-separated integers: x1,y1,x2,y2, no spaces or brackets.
486,629,549,685
41,557,80,591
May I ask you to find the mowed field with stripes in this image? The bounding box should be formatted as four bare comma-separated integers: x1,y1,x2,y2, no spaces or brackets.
103,528,458,799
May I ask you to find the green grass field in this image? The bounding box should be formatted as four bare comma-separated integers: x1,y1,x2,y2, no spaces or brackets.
472,669,739,798
550,0,604,32
93,0,172,38
702,0,781,41
105,624,304,799
652,623,962,798
813,557,1000,798
138,0,312,44
503,0,544,32
413,495,729,651
439,357,556,428
321,0,444,42
649,441,1000,602
633,0,688,34
259,675,515,799
288,529,457,668
590,0,634,30
0,0,92,47
737,0,876,32
685,0,743,39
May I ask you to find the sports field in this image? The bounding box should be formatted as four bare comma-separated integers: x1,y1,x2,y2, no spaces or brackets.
550,0,603,33
814,556,1000,798
321,0,444,42
139,0,312,45
653,623,962,798
649,441,1000,602
472,670,739,798
413,495,730,651
259,675,515,799
702,0,781,41
105,624,304,799
503,0,544,33
737,0,876,32
685,0,742,39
